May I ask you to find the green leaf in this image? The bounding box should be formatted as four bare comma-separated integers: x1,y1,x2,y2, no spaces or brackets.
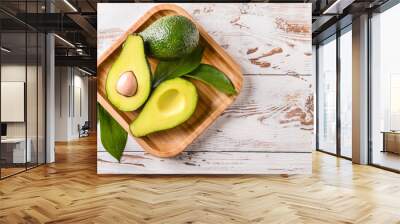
98,104,127,162
185,64,237,95
153,46,204,88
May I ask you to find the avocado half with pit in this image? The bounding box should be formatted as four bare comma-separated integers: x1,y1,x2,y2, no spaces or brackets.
130,78,198,137
106,35,151,111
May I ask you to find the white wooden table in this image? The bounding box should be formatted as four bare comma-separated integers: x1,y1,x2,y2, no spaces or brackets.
97,3,313,174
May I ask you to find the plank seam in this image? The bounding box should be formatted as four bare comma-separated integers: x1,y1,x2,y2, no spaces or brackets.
243,74,312,76
97,151,312,153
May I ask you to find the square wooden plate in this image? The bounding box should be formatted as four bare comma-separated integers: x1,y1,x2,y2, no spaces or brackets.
97,3,243,157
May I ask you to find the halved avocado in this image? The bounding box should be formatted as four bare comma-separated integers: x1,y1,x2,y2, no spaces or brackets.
130,78,198,137
106,35,151,111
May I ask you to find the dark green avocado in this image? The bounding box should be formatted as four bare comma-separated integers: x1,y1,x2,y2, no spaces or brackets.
139,15,199,60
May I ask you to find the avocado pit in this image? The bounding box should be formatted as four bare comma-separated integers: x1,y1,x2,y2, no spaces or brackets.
116,71,138,97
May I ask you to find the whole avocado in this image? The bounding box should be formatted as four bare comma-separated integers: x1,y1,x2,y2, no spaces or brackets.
140,15,199,60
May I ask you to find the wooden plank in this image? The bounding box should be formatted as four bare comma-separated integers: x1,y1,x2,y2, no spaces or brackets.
97,3,312,75
97,151,311,174
98,75,314,153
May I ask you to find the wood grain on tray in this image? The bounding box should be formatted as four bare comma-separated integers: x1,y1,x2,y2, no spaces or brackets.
97,4,243,157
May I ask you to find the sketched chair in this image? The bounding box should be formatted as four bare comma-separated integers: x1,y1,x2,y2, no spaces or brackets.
79,121,90,138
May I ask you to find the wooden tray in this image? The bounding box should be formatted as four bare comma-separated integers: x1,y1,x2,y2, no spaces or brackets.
97,4,243,157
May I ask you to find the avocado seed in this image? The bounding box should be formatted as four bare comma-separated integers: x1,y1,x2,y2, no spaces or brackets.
116,71,138,97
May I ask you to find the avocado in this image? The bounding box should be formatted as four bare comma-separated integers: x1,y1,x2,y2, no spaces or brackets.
106,35,151,111
130,78,198,137
140,15,199,60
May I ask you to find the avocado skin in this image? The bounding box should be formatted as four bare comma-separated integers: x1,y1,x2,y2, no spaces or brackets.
140,15,199,60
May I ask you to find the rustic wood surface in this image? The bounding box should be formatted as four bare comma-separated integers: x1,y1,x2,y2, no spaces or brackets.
2,137,400,223
98,151,311,174
97,3,313,174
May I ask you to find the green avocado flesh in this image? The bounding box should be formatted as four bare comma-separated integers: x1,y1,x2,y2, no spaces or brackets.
106,35,151,111
140,15,199,60
130,78,198,137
